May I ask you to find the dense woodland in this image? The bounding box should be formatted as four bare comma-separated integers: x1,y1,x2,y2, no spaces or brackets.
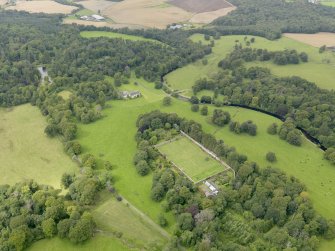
135,111,335,250
211,0,335,39
192,46,335,150
0,11,209,107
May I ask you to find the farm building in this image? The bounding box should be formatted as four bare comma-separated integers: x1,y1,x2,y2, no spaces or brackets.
120,90,141,99
80,14,105,22
204,181,218,197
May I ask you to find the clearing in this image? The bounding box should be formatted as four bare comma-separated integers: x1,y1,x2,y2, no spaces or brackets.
157,135,227,182
6,0,78,14
80,31,161,44
165,34,335,92
0,104,77,188
283,32,335,47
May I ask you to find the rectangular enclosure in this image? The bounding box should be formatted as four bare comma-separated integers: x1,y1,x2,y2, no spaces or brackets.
157,136,226,182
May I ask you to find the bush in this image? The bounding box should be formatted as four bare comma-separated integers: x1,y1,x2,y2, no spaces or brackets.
191,104,199,112
200,106,208,116
136,160,150,176
287,130,302,146
267,123,278,135
158,214,168,227
163,96,172,106
324,148,335,164
200,96,212,104
212,109,231,127
266,152,277,162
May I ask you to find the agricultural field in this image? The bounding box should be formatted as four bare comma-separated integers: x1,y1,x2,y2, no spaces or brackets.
0,104,77,188
284,32,335,47
74,0,235,29
165,34,335,93
157,136,226,182
80,31,161,43
6,0,78,14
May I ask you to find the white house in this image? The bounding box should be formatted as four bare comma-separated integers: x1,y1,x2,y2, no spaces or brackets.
204,181,218,196
91,14,105,21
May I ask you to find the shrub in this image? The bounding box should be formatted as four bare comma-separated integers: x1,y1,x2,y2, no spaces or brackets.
163,96,172,106
200,106,208,116
266,152,277,162
267,123,278,135
136,160,150,176
191,104,199,112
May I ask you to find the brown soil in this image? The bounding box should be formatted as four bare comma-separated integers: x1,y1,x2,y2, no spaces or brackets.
6,0,78,14
284,33,335,47
189,6,236,23
168,0,233,13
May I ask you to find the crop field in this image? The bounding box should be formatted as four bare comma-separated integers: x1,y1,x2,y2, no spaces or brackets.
168,0,232,13
284,32,335,47
165,34,335,93
157,136,226,182
76,0,235,29
0,104,77,188
6,0,78,14
80,31,161,43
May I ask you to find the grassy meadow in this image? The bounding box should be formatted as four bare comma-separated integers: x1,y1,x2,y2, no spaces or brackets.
80,31,161,44
28,235,130,251
157,136,226,182
165,34,335,94
0,104,77,188
76,72,335,220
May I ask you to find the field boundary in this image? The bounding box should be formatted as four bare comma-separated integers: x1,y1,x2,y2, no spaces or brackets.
155,131,235,183
180,131,235,180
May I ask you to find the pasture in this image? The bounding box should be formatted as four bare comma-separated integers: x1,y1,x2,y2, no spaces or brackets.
157,136,226,182
0,104,77,188
93,193,167,248
165,34,335,92
76,72,335,220
76,76,176,230
6,0,78,14
80,31,161,43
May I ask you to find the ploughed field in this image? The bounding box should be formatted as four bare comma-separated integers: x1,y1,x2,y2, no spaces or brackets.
168,0,233,13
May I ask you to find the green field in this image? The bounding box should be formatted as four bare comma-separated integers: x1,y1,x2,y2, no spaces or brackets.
92,193,167,249
80,31,161,44
174,104,335,220
76,76,176,231
0,104,77,188
157,136,226,182
321,0,335,7
165,34,335,94
28,235,130,251
76,74,335,220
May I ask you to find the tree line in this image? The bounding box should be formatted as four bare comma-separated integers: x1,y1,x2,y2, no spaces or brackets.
191,46,335,151
210,0,335,39
133,110,335,250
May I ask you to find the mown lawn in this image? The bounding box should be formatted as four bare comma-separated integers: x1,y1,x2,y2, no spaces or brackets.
0,104,77,188
165,34,335,92
80,31,162,44
157,136,226,182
